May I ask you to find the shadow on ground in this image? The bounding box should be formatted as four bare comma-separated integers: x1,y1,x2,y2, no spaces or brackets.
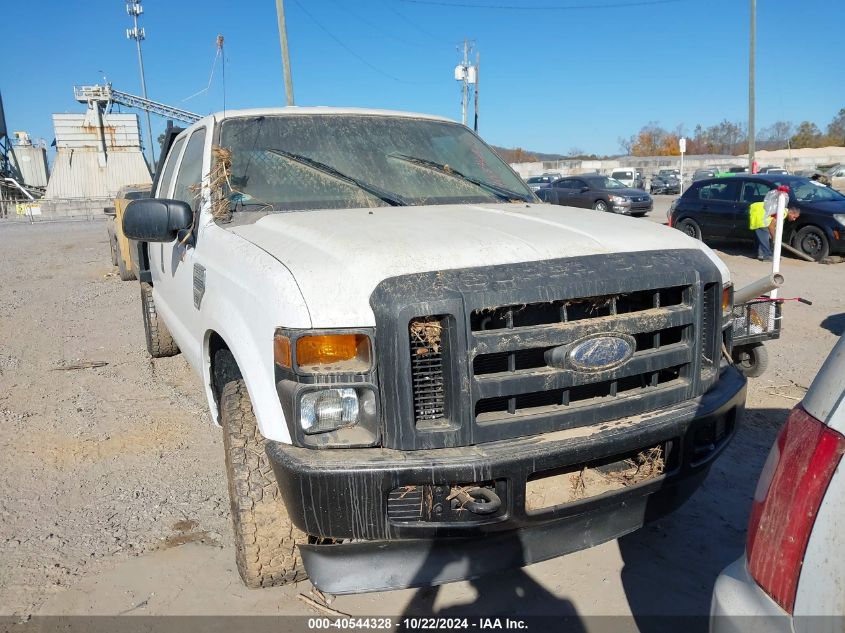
820,313,845,335
618,406,789,633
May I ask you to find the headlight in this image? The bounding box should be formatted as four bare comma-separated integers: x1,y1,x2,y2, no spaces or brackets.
301,387,360,434
834,214,845,227
275,328,380,447
609,195,628,204
298,386,379,440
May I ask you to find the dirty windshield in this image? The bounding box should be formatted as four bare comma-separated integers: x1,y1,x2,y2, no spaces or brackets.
218,114,533,212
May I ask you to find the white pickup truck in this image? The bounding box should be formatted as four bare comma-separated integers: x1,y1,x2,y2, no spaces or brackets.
123,107,746,594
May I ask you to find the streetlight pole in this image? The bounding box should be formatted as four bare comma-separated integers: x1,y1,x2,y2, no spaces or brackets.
275,0,295,106
126,0,156,167
748,0,756,173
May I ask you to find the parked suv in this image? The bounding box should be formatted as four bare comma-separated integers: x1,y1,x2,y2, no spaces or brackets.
669,175,845,261
537,173,653,215
122,107,743,594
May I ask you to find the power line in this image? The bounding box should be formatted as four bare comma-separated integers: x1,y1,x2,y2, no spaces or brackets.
377,0,453,45
327,0,415,46
398,0,688,9
290,0,404,82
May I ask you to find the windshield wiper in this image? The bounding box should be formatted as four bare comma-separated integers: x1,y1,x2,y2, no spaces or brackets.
266,149,407,207
388,152,533,202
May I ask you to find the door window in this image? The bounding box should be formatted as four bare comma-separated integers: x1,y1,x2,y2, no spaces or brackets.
739,180,771,203
698,180,739,202
156,137,185,198
555,179,574,189
172,128,207,209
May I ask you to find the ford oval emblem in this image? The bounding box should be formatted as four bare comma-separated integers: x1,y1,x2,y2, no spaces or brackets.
552,333,635,372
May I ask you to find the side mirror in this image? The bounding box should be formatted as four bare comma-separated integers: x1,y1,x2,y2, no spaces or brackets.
123,199,193,242
580,186,589,192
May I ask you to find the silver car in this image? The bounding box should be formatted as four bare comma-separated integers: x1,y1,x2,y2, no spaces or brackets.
711,334,845,631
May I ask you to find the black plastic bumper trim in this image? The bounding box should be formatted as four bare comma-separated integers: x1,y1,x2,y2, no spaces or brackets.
299,468,705,594
268,367,745,544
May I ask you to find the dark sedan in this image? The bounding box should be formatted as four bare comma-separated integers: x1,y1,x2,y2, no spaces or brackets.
650,174,681,195
668,175,845,261
536,174,653,216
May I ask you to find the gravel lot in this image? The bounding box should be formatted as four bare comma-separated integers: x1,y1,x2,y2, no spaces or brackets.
1,214,843,628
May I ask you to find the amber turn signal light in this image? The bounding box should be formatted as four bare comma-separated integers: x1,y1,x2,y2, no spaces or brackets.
722,284,733,316
274,335,292,368
297,334,371,370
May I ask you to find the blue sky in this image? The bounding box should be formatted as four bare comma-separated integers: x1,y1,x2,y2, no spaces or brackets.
3,0,844,159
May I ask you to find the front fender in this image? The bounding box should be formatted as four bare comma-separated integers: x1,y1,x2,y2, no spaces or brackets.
196,225,312,443
201,305,291,443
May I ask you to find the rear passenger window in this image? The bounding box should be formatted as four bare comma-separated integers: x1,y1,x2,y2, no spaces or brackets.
698,181,739,202
156,137,185,198
172,128,207,210
740,181,771,203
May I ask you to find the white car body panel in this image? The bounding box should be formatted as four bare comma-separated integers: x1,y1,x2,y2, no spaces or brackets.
146,107,731,446
793,335,845,625
710,556,791,633
711,335,845,630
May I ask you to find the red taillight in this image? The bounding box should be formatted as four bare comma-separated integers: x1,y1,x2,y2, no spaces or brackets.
746,406,845,613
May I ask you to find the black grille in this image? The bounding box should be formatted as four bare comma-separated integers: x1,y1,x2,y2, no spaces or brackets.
468,285,696,434
409,317,446,426
372,249,724,450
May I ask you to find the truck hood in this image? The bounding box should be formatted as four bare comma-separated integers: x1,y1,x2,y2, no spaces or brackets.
230,203,728,327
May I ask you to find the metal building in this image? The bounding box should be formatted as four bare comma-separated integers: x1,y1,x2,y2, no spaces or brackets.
44,103,151,201
8,132,49,189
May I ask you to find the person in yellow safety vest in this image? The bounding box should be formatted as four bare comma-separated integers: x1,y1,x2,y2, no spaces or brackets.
749,201,773,261
748,197,800,261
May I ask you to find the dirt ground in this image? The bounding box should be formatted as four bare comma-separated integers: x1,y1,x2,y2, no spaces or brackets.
1,213,843,629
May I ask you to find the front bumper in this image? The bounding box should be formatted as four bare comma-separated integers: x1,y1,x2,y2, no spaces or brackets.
613,201,654,214
710,556,791,633
268,367,745,593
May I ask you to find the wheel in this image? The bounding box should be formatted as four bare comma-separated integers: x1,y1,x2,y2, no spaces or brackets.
732,343,769,378
116,247,136,281
593,200,609,212
107,224,118,266
675,217,702,240
792,225,829,262
221,378,308,588
140,282,179,358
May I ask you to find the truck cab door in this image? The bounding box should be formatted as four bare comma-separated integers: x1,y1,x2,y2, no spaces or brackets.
149,126,209,372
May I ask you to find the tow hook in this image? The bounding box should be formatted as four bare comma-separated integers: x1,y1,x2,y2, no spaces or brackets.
448,486,502,515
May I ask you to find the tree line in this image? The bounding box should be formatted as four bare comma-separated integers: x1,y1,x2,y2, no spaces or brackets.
619,108,845,157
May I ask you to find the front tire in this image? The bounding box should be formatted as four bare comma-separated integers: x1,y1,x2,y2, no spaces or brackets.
593,200,609,212
140,282,179,358
675,217,702,240
221,379,308,588
792,225,829,262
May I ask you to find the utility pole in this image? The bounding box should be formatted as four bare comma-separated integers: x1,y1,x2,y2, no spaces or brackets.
126,0,155,167
454,40,477,127
275,0,295,106
473,52,480,132
461,39,469,126
748,0,756,173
